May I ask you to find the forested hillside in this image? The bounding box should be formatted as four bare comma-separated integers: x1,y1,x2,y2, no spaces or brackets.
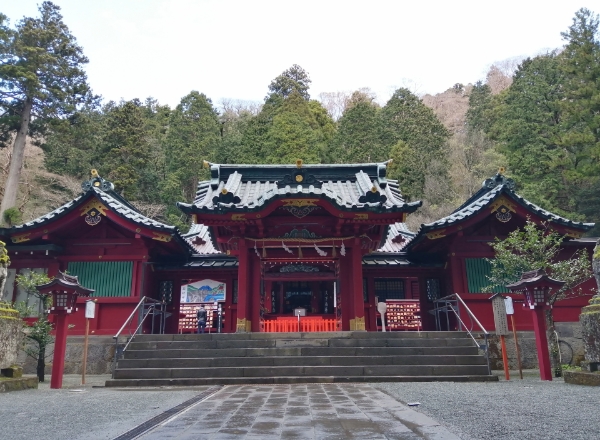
1,5,599,235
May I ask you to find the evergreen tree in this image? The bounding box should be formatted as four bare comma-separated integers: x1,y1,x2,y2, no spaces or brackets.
0,2,93,223
264,91,325,164
331,92,384,163
380,88,450,200
95,100,152,199
162,91,220,225
490,54,575,216
465,81,494,134
559,8,600,223
268,64,312,100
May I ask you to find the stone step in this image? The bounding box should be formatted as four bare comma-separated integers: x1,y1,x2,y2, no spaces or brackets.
130,331,468,342
117,354,487,369
122,345,480,359
113,364,491,380
105,375,499,387
126,337,474,351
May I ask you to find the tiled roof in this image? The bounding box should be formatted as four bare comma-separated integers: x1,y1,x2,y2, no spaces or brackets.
180,223,220,254
377,222,416,253
178,162,421,214
6,187,175,233
404,173,595,250
1,175,194,254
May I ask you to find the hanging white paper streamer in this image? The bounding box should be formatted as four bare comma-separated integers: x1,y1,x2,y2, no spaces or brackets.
340,242,346,256
254,242,261,257
314,243,327,256
282,241,294,254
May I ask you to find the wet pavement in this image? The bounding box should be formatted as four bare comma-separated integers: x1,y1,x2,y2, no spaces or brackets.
138,383,458,439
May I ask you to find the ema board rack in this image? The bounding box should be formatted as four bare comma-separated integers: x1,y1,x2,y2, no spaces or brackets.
178,303,225,333
383,299,421,331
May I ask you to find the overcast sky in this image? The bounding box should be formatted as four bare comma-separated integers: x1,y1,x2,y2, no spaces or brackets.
2,1,595,108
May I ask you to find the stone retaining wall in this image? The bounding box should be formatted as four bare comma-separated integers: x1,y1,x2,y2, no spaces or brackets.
18,336,115,375
477,322,585,370
0,307,23,369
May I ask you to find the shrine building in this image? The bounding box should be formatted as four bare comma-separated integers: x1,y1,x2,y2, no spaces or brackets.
0,161,596,336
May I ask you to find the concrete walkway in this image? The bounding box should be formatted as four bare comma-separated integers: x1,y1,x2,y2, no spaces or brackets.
138,383,457,440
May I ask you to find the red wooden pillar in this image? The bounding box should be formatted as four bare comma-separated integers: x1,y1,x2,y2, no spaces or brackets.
250,258,261,332
236,240,251,332
532,308,553,381
350,239,365,331
50,313,68,389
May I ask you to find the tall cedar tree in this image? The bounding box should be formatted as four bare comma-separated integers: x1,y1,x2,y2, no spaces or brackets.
162,91,220,225
96,100,152,199
489,54,576,217
268,64,312,100
380,88,450,200
331,92,384,163
465,81,494,134
0,2,92,222
559,8,600,229
240,65,333,164
264,91,326,164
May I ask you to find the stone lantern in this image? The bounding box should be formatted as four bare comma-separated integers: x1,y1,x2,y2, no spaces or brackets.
37,272,94,389
507,269,565,381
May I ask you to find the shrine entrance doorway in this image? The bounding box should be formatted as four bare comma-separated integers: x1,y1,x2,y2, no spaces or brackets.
262,272,339,332
268,281,335,315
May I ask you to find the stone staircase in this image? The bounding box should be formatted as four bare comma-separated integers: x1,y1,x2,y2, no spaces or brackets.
105,331,498,386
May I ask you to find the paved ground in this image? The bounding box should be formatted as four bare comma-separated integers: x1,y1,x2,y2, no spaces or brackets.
2,372,600,439
139,383,455,440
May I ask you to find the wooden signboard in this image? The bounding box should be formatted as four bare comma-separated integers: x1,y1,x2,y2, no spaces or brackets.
491,294,509,336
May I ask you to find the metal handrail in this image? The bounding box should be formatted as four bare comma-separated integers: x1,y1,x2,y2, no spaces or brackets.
111,296,166,378
431,293,491,375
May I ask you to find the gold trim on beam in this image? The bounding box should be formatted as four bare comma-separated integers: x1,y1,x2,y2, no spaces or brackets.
152,232,172,242
281,199,319,207
11,233,31,244
426,229,447,240
79,200,108,216
489,196,517,214
564,229,583,239
231,214,247,221
354,213,368,220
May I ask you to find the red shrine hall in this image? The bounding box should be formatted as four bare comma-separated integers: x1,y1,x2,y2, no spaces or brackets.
0,162,596,336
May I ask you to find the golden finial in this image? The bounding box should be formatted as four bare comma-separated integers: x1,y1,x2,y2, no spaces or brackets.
91,169,99,178
203,160,209,169
498,167,506,175
296,159,303,169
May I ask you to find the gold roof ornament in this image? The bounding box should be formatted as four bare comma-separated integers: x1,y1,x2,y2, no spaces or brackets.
91,169,99,178
296,159,303,169
498,167,506,175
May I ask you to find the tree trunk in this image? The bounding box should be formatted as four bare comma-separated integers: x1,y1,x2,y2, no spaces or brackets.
545,309,562,377
593,239,600,296
0,265,7,300
0,99,33,224
37,345,45,382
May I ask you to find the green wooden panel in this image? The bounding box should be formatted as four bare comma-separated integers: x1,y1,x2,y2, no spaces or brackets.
465,258,508,294
67,261,133,297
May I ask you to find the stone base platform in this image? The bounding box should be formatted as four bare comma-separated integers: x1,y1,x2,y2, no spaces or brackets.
0,376,38,392
563,370,600,386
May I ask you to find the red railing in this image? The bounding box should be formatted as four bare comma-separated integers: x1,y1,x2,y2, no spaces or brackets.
263,317,337,332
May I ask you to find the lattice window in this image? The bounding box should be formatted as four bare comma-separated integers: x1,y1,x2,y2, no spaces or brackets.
426,278,441,302
159,281,173,304
465,258,508,293
374,278,404,301
232,279,238,304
